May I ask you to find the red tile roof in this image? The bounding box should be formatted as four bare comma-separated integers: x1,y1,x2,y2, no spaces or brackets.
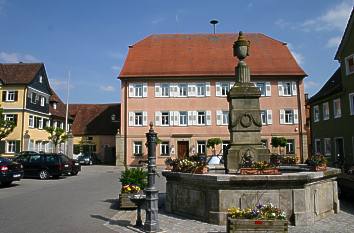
69,104,120,136
119,33,306,78
0,63,43,84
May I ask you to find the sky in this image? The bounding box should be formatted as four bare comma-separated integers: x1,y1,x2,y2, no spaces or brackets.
0,0,353,103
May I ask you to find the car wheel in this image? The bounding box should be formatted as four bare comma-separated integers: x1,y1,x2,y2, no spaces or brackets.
71,171,78,176
39,170,50,180
1,181,12,186
89,161,93,165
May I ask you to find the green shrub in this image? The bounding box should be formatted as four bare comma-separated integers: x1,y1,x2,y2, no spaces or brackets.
119,168,148,190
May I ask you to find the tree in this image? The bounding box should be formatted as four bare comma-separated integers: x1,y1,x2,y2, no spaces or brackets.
0,108,16,141
44,126,68,153
271,137,287,155
207,138,222,156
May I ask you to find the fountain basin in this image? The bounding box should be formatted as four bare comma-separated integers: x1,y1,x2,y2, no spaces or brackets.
162,167,340,226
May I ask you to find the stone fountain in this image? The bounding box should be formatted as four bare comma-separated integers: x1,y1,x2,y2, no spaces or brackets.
162,32,340,226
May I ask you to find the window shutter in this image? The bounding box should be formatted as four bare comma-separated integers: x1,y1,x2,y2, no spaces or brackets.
155,83,161,97
205,82,210,96
0,141,5,153
14,114,18,126
188,111,194,125
128,112,134,126
174,111,179,126
230,82,235,89
188,83,196,97
278,82,284,96
266,110,272,125
155,111,161,126
128,84,134,97
206,111,211,125
15,140,20,153
280,109,285,124
169,111,174,126
2,91,6,101
143,111,148,126
14,91,18,101
216,110,222,125
265,82,271,96
292,81,297,96
143,83,148,97
216,82,221,96
293,109,299,124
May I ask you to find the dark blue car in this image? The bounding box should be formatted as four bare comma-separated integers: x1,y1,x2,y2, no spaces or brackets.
0,157,23,186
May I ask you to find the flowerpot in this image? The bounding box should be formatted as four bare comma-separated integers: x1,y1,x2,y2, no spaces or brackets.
260,168,281,175
313,164,327,171
227,218,288,233
119,193,137,209
240,168,261,175
193,166,208,174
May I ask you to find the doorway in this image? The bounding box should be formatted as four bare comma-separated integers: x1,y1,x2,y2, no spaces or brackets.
177,141,189,159
335,137,344,165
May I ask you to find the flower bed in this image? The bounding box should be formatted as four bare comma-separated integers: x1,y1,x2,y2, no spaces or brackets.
306,153,327,171
167,156,208,174
227,203,288,233
240,158,280,175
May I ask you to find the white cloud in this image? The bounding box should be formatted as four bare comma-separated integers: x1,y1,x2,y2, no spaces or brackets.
100,85,115,92
151,17,164,25
0,51,39,63
287,43,305,65
326,36,342,48
301,1,353,32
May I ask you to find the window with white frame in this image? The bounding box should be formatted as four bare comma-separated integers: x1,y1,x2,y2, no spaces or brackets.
6,141,16,153
161,112,169,126
324,138,331,156
31,92,37,103
280,109,298,124
178,84,188,97
349,93,354,115
196,83,205,96
160,142,170,156
322,102,330,120
197,141,206,155
221,83,230,96
179,111,188,126
39,75,43,83
134,112,143,126
283,82,292,96
286,139,295,154
197,111,206,125
161,83,170,97
133,141,143,156
260,110,267,125
345,54,354,75
29,115,34,128
39,118,43,129
129,83,147,98
40,96,45,107
333,98,341,118
315,139,321,154
4,114,17,125
313,105,320,122
256,82,266,96
53,102,57,109
5,91,16,101
278,81,296,96
222,111,228,125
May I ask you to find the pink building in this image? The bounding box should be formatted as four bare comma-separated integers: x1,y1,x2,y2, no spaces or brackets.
118,33,307,166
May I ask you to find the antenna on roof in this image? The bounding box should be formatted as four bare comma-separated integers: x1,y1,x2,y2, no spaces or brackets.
210,19,219,34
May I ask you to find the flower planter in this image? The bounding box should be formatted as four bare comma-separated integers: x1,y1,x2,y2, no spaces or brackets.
227,218,288,233
119,193,137,209
313,164,327,171
193,166,208,174
240,168,280,175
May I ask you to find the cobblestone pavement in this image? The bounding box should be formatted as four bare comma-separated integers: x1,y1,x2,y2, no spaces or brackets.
104,198,354,233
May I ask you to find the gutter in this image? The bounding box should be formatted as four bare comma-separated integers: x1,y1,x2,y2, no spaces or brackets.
20,87,26,151
124,80,128,167
297,79,304,163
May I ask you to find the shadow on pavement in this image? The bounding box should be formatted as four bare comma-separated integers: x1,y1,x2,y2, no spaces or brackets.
91,214,131,227
0,183,19,189
104,199,120,210
340,196,354,215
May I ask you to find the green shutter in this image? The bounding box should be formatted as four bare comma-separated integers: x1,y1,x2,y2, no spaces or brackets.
0,141,5,153
15,140,20,153
2,91,6,101
14,114,18,126
14,91,18,101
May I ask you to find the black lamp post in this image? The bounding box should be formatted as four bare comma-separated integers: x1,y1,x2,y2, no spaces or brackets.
144,122,160,232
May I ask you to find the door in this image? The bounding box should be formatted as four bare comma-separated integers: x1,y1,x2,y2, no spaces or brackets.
28,154,43,176
177,141,189,159
335,138,344,166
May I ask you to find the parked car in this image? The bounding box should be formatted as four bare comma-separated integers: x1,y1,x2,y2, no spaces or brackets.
0,157,24,186
78,153,101,165
14,153,71,179
59,154,81,176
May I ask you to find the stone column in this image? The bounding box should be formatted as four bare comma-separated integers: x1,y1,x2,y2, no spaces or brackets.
66,131,74,158
115,129,125,167
23,130,30,151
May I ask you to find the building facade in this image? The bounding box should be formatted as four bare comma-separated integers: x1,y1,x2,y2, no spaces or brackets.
309,9,354,168
118,33,308,166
